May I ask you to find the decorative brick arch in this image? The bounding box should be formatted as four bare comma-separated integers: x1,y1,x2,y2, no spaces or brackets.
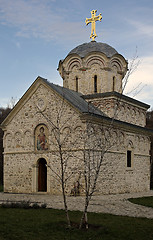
66,57,82,72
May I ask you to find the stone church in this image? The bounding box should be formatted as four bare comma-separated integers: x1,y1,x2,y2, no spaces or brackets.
1,41,152,195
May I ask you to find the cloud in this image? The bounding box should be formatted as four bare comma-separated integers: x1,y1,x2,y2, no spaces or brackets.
0,0,86,43
124,56,153,107
127,19,153,38
15,41,21,49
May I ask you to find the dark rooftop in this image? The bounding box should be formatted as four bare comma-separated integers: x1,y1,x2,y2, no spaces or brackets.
82,91,150,109
42,78,106,116
67,41,118,58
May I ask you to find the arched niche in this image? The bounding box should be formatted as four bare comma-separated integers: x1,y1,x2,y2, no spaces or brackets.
34,124,49,151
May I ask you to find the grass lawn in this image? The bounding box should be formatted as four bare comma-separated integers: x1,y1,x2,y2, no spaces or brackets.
128,196,153,208
0,207,153,240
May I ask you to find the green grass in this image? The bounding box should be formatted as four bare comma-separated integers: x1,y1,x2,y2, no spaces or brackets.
128,196,153,208
0,207,153,240
0,185,3,192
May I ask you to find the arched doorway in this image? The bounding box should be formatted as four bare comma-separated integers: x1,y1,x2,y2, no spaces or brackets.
38,158,47,192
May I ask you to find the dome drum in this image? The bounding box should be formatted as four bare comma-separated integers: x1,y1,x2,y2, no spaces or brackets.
58,42,128,95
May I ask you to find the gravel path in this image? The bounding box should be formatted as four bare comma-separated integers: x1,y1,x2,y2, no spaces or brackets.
0,191,153,219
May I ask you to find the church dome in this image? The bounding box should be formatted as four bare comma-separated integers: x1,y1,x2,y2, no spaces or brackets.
67,41,118,58
58,41,128,95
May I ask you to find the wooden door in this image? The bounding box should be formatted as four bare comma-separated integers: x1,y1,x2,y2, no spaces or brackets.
38,158,47,192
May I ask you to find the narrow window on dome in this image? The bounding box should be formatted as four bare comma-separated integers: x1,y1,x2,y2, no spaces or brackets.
94,75,97,93
113,76,115,91
76,77,78,92
127,150,132,168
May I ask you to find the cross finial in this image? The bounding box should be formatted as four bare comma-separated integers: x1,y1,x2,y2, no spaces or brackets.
85,10,102,41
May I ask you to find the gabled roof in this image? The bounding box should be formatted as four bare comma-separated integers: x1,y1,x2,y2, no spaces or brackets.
0,76,106,127
1,76,153,137
43,78,105,116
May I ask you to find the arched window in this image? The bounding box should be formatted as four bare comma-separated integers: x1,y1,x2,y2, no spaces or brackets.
94,75,97,93
126,141,134,169
76,77,78,92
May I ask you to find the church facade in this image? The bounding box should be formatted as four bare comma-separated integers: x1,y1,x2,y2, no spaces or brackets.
1,41,152,195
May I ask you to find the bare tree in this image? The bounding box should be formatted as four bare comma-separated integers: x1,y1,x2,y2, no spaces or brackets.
78,118,119,229
78,51,143,229
36,52,143,229
36,96,80,228
7,97,17,109
122,47,140,94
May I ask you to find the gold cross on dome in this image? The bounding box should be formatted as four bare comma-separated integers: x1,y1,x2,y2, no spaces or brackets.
85,10,102,41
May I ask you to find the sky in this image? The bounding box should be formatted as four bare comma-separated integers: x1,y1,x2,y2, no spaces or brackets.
0,0,153,109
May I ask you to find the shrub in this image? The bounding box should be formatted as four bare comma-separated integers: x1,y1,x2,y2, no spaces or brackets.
0,200,47,209
41,203,47,208
32,203,40,209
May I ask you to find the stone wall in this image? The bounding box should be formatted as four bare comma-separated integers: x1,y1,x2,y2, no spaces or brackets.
3,83,84,193
4,131,150,195
3,83,151,195
0,128,3,185
59,52,127,95
87,97,147,127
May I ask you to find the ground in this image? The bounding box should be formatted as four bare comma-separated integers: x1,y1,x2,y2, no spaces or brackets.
0,191,153,219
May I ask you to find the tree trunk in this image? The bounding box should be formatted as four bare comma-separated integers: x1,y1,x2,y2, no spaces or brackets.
79,195,89,229
60,146,71,228
62,183,71,228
